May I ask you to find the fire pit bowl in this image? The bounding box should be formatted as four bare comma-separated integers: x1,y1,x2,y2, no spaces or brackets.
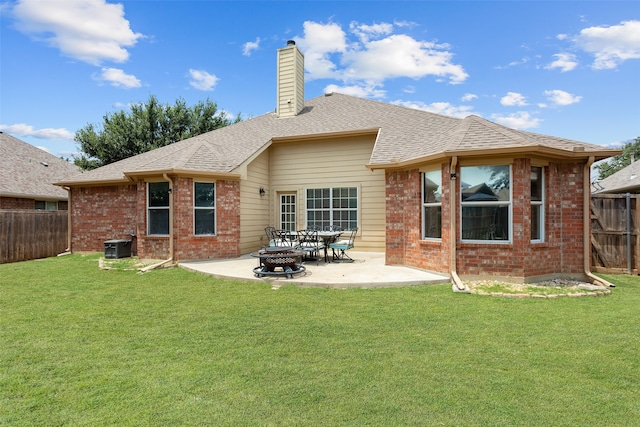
251,247,306,278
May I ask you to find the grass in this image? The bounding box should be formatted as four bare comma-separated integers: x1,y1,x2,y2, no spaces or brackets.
1,254,639,426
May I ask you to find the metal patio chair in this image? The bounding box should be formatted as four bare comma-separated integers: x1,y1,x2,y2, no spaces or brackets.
329,227,357,262
297,229,324,265
264,226,278,247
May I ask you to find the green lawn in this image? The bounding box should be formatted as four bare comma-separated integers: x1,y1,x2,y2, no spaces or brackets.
1,254,638,426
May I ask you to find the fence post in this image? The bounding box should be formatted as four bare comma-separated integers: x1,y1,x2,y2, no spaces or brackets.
627,193,632,275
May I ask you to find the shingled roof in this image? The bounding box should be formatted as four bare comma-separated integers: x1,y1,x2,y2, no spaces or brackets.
1,132,80,200
592,161,640,194
56,93,619,186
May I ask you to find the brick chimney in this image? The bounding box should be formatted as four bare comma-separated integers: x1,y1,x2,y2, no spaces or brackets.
276,40,304,118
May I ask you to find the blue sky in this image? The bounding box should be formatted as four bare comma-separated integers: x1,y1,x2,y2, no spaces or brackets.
1,1,639,161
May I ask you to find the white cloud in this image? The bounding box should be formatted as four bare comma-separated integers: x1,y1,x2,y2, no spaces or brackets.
495,57,530,70
349,21,393,43
243,37,260,56
295,21,348,79
94,67,141,88
324,83,386,99
392,100,474,118
492,112,540,129
343,34,468,84
461,93,477,102
545,53,578,72
296,20,468,85
0,123,74,140
573,20,640,69
12,0,143,65
544,89,582,106
500,92,528,107
188,69,219,91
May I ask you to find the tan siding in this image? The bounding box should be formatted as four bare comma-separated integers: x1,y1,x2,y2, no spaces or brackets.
239,150,271,254
269,135,385,251
276,45,304,117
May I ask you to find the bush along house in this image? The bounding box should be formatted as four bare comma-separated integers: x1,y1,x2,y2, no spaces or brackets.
56,41,620,287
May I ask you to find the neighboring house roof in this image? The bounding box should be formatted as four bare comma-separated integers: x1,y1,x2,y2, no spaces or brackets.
592,161,640,194
0,132,81,200
56,93,620,186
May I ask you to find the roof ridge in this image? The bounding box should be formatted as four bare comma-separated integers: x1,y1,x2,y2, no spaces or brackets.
441,115,476,150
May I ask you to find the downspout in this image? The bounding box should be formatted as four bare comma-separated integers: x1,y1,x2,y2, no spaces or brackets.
583,157,615,287
140,174,175,272
63,186,72,253
449,156,468,292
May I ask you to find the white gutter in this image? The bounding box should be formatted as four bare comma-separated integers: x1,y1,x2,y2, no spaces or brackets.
449,156,468,292
583,157,615,287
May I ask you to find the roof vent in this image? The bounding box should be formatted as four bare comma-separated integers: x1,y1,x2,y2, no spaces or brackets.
287,40,296,46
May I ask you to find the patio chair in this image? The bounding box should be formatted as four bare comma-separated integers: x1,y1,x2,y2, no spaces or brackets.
297,229,324,265
264,226,278,247
329,227,357,262
274,229,298,247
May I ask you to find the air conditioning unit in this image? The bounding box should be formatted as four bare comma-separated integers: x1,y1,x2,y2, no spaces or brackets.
104,239,132,259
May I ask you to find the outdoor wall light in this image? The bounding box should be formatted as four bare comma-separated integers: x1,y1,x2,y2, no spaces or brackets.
259,187,266,196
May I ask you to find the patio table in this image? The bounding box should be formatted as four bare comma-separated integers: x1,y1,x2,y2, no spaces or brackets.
315,231,342,262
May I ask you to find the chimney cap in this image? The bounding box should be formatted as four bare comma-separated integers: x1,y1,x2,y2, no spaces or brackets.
286,40,296,46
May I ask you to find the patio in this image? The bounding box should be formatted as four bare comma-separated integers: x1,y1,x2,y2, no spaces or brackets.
180,251,449,288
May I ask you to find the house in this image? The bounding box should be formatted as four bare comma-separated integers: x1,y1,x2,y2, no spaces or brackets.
56,41,620,283
1,132,80,210
592,161,640,194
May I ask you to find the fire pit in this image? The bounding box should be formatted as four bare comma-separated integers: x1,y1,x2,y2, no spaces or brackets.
251,247,306,279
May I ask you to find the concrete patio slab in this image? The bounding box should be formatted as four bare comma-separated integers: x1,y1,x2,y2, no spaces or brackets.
179,251,449,288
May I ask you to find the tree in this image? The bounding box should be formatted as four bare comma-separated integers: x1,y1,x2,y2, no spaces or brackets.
594,136,640,180
73,95,241,170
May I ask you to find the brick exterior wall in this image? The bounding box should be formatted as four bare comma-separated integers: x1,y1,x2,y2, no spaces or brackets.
70,177,241,261
386,159,587,280
1,197,68,210
70,185,138,253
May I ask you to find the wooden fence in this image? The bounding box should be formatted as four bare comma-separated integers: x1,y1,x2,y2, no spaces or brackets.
591,194,640,274
0,210,68,264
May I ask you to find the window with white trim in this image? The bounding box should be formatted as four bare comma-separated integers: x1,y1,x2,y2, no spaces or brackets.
422,170,442,239
194,182,215,235
531,166,544,241
461,165,511,241
279,193,296,232
147,182,170,236
306,187,357,230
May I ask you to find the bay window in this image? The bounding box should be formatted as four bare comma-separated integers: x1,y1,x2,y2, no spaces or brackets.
531,166,544,241
422,170,442,239
461,165,511,241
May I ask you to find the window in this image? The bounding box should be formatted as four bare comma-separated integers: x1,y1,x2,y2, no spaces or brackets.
306,187,357,230
461,165,511,241
35,200,58,210
147,182,170,236
531,166,544,241
422,170,442,239
279,193,296,231
194,182,215,235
